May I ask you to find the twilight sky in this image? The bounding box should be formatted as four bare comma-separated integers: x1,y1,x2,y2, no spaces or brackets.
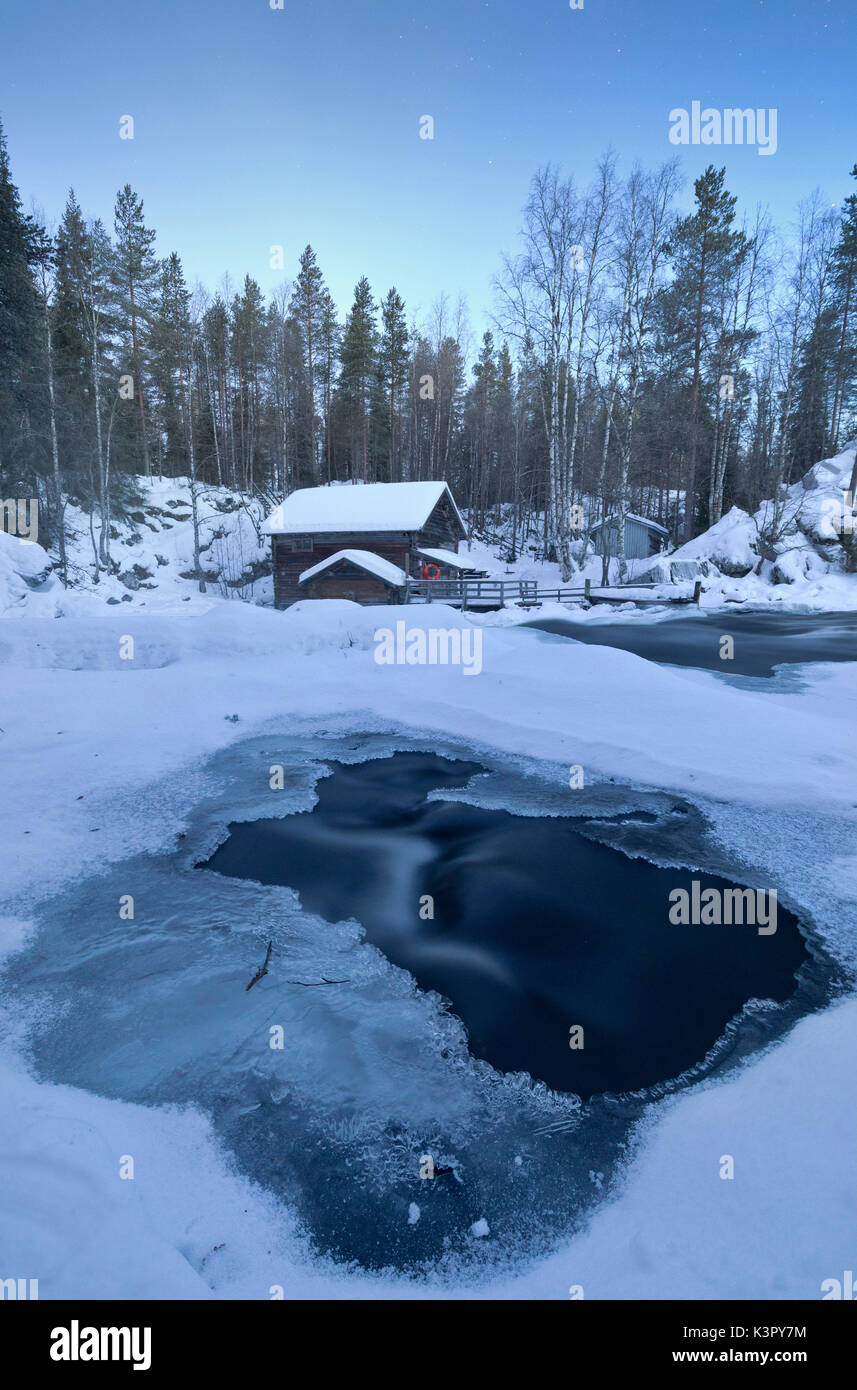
2,0,854,331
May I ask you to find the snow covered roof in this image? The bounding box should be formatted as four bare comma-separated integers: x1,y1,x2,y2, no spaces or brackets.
416,547,481,571
263,481,466,536
591,513,669,536
298,549,408,587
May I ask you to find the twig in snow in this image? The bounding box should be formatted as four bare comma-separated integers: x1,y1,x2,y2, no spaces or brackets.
245,940,273,992
287,976,350,987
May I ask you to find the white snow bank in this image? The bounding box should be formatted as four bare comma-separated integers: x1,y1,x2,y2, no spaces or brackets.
0,532,54,613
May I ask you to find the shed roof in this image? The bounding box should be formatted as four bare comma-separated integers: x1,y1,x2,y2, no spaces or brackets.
264,480,466,536
590,513,669,536
416,547,481,571
298,548,408,587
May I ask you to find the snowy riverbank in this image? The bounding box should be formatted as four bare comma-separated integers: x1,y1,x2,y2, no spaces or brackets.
1,595,855,1298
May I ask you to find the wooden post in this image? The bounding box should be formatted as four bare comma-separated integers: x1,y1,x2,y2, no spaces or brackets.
585,578,591,601
693,579,701,604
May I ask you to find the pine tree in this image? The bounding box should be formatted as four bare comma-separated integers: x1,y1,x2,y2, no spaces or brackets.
74,217,116,571
0,118,39,480
30,221,67,577
831,166,857,468
667,166,747,538
789,306,839,472
377,288,409,482
337,277,377,480
230,275,268,490
53,192,93,491
201,294,232,485
468,330,498,521
150,255,188,472
289,245,327,482
113,185,158,476
157,252,206,587
316,290,341,484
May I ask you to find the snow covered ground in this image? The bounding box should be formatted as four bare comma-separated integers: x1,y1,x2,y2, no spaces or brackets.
0,477,273,619
1,576,855,1299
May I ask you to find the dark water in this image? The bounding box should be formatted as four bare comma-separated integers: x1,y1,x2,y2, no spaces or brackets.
205,752,809,1099
522,610,857,676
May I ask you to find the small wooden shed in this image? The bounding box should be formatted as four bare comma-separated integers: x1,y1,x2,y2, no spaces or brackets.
591,513,668,561
297,549,407,604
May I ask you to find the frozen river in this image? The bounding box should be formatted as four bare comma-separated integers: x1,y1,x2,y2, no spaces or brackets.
521,609,857,677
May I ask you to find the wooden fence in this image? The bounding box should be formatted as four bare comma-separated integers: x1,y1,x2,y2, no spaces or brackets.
405,577,701,608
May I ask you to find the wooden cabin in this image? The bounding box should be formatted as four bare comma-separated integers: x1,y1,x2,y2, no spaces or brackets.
263,480,468,608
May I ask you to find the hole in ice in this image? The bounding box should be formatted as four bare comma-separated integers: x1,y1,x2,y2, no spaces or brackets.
204,752,809,1099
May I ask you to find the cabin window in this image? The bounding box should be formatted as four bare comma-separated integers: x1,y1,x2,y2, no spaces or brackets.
282,536,313,552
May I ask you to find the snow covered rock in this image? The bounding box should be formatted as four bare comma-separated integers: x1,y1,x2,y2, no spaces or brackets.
0,532,54,612
669,507,758,577
637,556,714,585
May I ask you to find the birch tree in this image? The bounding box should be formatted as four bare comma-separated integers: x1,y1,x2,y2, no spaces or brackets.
495,166,585,578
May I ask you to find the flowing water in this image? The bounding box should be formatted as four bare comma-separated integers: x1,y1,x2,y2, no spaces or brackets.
522,609,857,677
4,727,836,1274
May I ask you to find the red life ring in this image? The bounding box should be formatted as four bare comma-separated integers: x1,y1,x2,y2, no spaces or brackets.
421,562,441,581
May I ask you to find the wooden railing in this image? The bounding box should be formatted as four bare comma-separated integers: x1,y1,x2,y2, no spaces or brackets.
405,578,539,606
405,577,701,607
